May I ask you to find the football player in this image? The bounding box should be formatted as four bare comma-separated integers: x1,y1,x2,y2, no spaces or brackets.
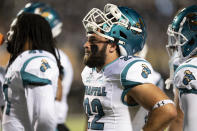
166,5,197,131
2,13,61,131
165,49,183,131
82,3,176,131
18,2,73,131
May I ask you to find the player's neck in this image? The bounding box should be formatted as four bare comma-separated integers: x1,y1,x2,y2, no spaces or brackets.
23,41,31,51
96,53,119,72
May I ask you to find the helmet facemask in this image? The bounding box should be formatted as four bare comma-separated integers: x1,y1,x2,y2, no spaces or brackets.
167,9,197,62
82,4,143,56
167,21,189,63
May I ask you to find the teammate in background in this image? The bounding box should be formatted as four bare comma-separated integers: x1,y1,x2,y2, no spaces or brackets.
166,40,183,131
166,5,197,131
81,3,176,131
18,2,73,131
132,44,165,131
2,13,62,131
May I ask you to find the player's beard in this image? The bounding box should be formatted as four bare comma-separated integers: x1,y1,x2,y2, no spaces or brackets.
83,44,107,68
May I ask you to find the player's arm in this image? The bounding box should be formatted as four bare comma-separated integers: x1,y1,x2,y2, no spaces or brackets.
55,49,73,101
55,76,63,101
168,88,183,131
126,83,177,131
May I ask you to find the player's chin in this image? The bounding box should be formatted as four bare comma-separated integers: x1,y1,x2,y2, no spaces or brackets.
83,55,90,65
83,56,95,68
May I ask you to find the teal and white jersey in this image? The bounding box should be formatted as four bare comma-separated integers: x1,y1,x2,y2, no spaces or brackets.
174,57,197,92
3,50,59,116
174,57,197,131
82,56,156,131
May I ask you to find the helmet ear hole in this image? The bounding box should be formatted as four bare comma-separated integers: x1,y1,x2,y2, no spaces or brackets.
120,31,127,39
188,38,194,45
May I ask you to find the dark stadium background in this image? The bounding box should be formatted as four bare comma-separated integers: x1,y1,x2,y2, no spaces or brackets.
0,0,196,130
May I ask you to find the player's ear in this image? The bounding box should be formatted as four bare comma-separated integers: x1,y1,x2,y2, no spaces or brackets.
108,43,117,53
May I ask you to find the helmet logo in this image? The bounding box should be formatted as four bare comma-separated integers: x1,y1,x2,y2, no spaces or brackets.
135,22,141,28
139,18,144,28
41,12,53,19
141,64,151,78
132,18,144,34
183,70,196,85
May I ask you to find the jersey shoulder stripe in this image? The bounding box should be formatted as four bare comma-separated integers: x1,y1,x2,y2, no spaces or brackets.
179,88,197,96
174,59,197,95
121,59,151,89
21,56,52,86
174,64,197,76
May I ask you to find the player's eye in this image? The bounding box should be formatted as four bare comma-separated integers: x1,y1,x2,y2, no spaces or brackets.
88,36,99,44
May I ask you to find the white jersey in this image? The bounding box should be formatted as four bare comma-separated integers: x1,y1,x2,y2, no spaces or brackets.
82,56,156,131
132,70,164,131
55,49,73,124
0,66,5,107
174,57,197,131
2,50,59,131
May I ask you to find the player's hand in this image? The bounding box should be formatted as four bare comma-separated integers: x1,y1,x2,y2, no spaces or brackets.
165,78,173,90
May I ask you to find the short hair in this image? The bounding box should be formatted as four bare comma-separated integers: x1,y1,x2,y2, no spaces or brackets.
7,13,63,76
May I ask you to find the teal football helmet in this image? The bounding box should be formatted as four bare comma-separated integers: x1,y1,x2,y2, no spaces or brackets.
82,3,147,56
166,5,197,62
18,2,63,38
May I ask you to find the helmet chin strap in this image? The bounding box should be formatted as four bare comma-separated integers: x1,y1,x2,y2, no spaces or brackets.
119,45,127,56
